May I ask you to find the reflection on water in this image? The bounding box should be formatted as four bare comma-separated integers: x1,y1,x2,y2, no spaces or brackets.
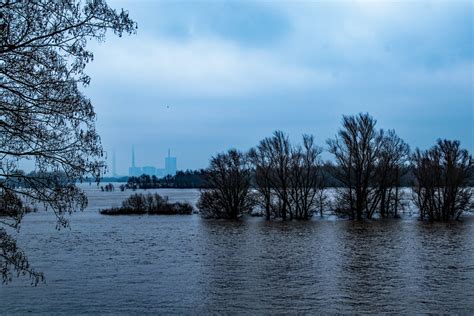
1,186,473,314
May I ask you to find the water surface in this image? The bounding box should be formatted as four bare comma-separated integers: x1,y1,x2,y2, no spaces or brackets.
1,185,473,314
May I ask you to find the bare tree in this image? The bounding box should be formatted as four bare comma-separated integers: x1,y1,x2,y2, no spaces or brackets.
248,143,274,220
412,140,473,220
375,130,410,218
327,113,383,219
315,180,330,217
197,149,255,219
288,135,324,220
250,132,327,220
0,0,136,284
264,131,292,220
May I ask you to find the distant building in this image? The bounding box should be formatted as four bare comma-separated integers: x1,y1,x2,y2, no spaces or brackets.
142,166,157,176
128,167,142,177
128,147,177,177
128,146,142,177
165,149,177,176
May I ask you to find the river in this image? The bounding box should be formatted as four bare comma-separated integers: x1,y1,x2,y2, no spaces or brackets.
1,184,473,314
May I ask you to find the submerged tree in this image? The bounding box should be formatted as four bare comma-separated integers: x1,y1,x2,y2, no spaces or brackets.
248,143,274,220
288,135,325,220
328,114,411,219
197,149,255,219
412,140,473,221
375,130,410,218
248,131,291,220
263,131,292,220
250,131,326,220
327,113,384,219
0,0,136,284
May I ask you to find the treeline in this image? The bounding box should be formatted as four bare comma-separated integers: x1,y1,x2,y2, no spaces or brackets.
1,170,73,189
197,113,473,221
122,165,422,190
126,170,207,189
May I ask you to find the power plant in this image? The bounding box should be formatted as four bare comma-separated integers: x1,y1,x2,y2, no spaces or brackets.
127,147,177,177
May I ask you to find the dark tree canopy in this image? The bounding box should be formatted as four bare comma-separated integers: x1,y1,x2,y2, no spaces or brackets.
375,129,410,218
288,134,324,220
327,113,409,220
249,131,325,220
197,149,255,219
0,0,136,284
412,139,473,220
327,113,383,219
262,131,292,220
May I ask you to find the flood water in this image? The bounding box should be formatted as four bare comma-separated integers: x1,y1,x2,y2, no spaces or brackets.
1,185,474,314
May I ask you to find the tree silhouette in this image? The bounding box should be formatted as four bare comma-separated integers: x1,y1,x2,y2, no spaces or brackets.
250,132,326,220
375,129,410,218
249,138,276,220
327,113,384,219
197,149,255,219
412,140,473,220
263,131,292,220
0,0,136,284
288,135,325,220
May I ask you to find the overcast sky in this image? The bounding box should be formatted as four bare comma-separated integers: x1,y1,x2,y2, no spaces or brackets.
85,0,473,175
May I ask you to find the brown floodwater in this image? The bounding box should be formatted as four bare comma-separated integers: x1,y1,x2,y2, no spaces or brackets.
1,186,473,314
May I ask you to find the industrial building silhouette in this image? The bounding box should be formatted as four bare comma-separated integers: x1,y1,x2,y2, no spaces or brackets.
128,147,177,177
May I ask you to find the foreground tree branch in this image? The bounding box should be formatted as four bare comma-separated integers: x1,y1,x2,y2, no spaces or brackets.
0,0,136,284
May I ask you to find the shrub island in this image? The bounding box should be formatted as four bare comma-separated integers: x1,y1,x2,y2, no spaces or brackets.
100,193,193,215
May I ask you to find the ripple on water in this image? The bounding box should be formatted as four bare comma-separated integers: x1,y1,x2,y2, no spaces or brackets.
1,188,473,314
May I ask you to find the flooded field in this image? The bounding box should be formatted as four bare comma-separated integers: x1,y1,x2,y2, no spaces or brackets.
1,185,473,314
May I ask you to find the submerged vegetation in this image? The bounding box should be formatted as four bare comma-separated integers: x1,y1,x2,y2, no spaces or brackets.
197,150,255,219
197,113,473,221
100,193,193,215
2,111,472,285
327,114,410,219
412,140,473,221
